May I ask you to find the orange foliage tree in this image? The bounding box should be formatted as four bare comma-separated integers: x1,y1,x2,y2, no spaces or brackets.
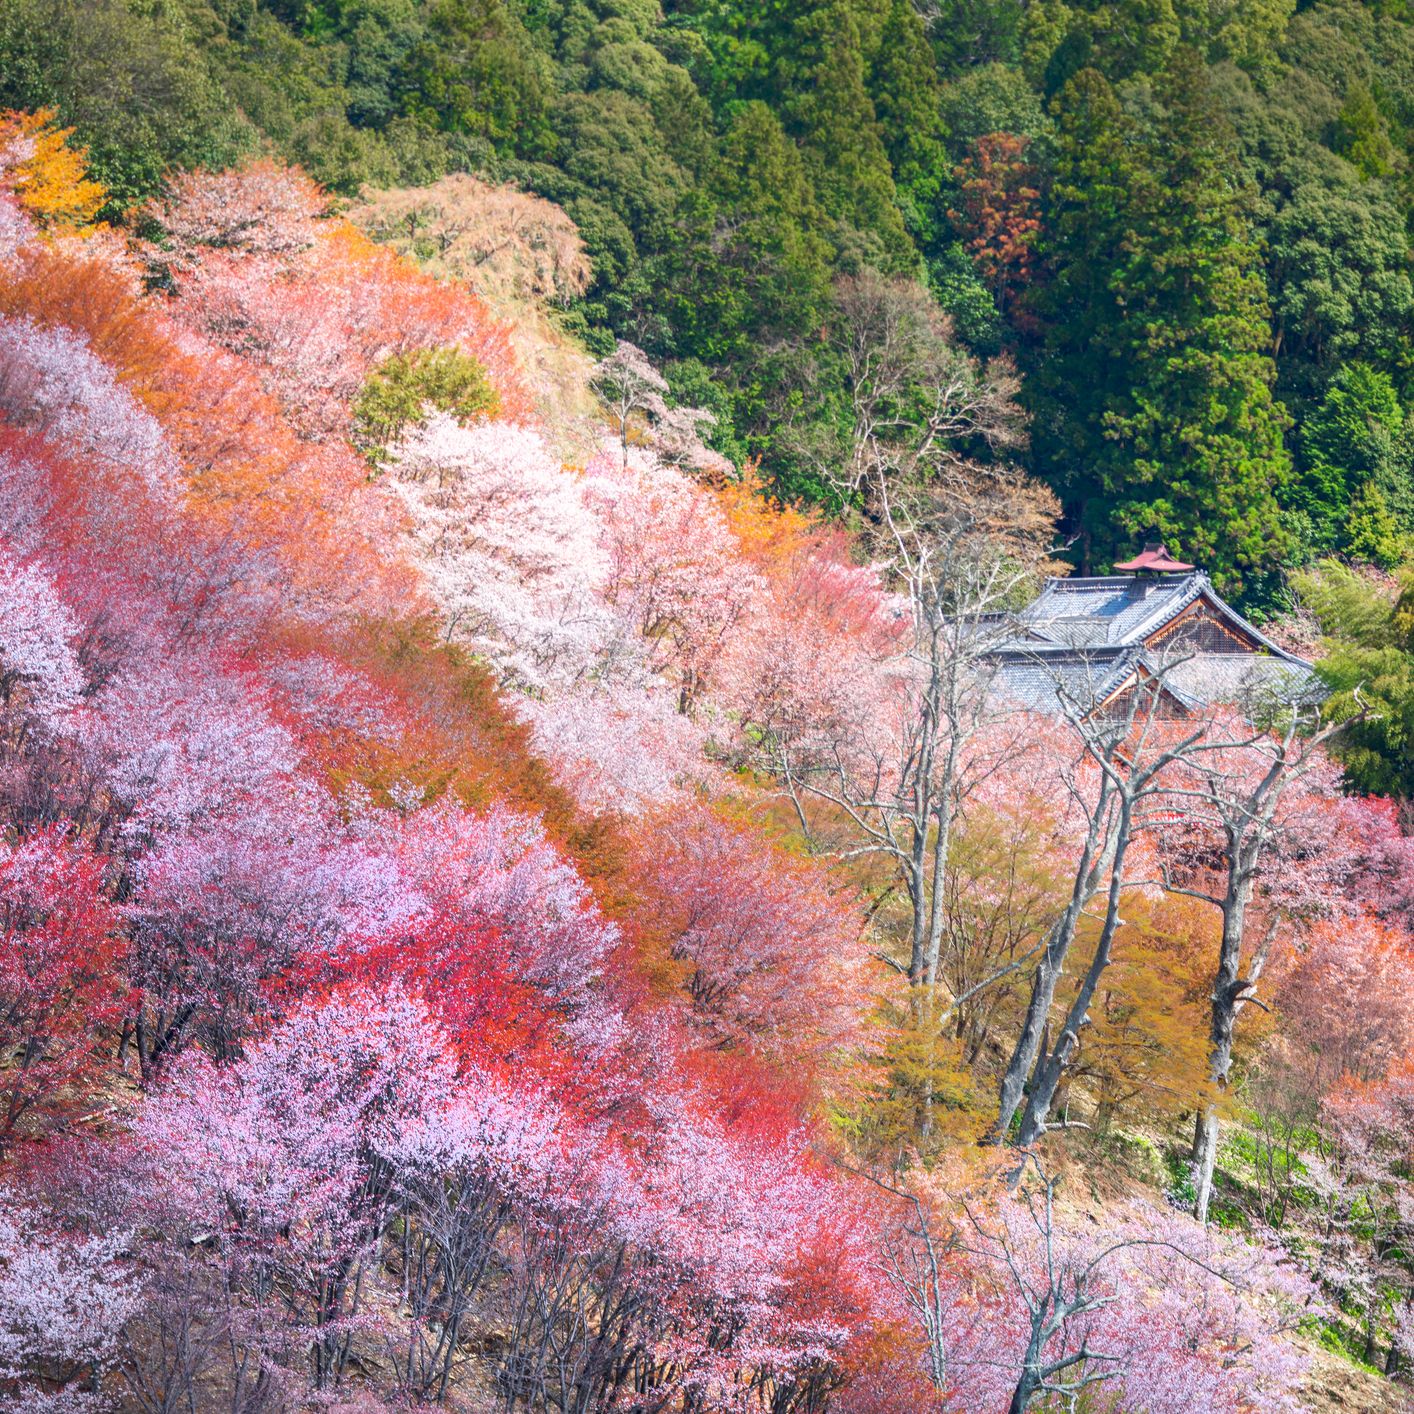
0,241,415,623
0,109,106,233
951,132,1041,320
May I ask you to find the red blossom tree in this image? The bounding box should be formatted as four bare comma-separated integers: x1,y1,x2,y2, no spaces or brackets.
627,803,866,1064
0,829,126,1145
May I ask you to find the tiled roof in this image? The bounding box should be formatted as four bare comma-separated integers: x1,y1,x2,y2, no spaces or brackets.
1161,653,1323,710
985,646,1321,717
982,645,1136,716
980,571,1320,715
1019,574,1208,647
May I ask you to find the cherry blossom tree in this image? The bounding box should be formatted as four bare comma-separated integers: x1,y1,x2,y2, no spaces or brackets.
157,202,529,439
0,550,83,726
876,1159,1312,1413
137,988,457,1391
126,782,411,1073
490,1094,872,1414
388,416,614,691
0,1201,137,1413
992,681,1217,1149
0,829,126,1146
0,314,178,500
391,798,616,1004
719,519,902,754
1275,914,1414,1091
518,683,714,815
592,341,730,478
80,653,297,843
377,1080,560,1400
628,804,866,1062
586,449,761,712
1307,1063,1414,1372
147,158,327,261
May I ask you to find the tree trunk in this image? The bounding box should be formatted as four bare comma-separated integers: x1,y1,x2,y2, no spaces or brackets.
1194,852,1252,1226
1386,1282,1412,1376
992,939,1065,1145
1016,826,1131,1147
1006,1330,1045,1414
907,850,929,984
990,781,1117,1143
1364,1290,1380,1366
923,804,951,989
1192,1106,1221,1227
923,727,961,989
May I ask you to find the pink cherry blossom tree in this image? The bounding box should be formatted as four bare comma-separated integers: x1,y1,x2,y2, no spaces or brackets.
376,1079,560,1399
0,550,83,727
518,683,715,815
876,1158,1312,1414
0,1200,138,1413
136,988,457,1392
388,416,614,691
148,158,327,262
585,449,761,713
628,803,866,1062
0,314,179,500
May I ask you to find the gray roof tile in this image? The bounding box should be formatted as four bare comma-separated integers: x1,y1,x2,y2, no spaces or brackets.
979,572,1320,715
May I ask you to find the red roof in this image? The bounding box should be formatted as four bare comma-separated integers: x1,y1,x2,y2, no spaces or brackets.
1114,542,1194,573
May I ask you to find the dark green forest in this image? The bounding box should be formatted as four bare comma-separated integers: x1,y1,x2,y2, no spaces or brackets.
12,0,1414,783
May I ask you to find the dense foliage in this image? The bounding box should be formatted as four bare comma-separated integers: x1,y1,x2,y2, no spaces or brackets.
11,0,1414,596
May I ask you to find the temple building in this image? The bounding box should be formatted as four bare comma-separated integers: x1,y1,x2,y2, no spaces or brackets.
980,544,1319,717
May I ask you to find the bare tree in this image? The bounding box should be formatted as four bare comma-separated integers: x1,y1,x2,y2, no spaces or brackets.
766,463,1056,1005
991,665,1209,1148
1157,699,1346,1225
747,276,1061,1146
591,341,729,478
756,275,1050,1005
782,272,1025,499
873,1179,953,1392
869,1155,1273,1414
344,174,592,307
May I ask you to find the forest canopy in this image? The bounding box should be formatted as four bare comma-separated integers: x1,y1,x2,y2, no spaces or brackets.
9,0,1414,599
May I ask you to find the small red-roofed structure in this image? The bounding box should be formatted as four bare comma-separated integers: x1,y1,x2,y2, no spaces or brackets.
1113,542,1195,573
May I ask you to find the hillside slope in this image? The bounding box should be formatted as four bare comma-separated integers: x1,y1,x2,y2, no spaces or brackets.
0,115,1411,1414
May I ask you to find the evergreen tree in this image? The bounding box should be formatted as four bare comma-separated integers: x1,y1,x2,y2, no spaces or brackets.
398,0,553,154
1029,54,1291,594
1025,68,1135,552
1345,483,1410,570
868,0,949,249
1299,363,1406,553
784,0,915,271
651,102,831,367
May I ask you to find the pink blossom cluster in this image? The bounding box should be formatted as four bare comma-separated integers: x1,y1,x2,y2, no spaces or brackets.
931,1193,1314,1414
386,414,905,817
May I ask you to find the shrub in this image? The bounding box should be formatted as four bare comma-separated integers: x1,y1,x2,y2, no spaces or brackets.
352,345,499,462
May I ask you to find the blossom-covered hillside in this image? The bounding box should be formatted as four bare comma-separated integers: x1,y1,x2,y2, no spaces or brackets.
1,118,1412,1414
